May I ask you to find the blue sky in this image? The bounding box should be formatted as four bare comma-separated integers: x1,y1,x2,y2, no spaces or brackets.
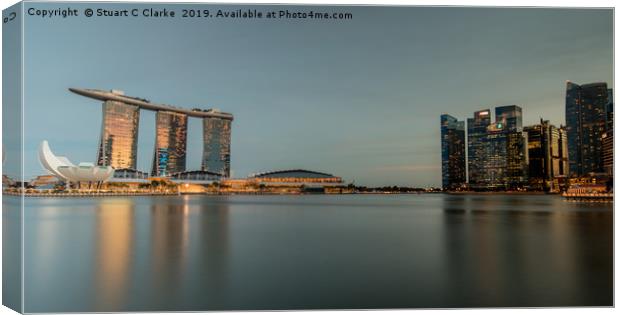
11,3,614,186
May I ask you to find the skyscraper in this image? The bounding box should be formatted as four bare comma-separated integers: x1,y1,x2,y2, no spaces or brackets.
565,82,609,176
524,119,568,190
440,114,466,190
467,106,528,190
151,111,188,176
495,105,523,132
602,130,613,175
603,88,613,177
467,109,491,188
97,91,140,169
70,88,234,176
606,88,614,130
202,114,232,177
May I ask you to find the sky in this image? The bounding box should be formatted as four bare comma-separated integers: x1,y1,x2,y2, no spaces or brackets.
8,3,614,186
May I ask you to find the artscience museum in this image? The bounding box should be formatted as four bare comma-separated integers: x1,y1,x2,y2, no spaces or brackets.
38,140,114,183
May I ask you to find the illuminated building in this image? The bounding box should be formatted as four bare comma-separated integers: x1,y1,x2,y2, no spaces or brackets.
497,106,528,187
602,130,613,175
440,114,466,190
69,88,234,177
495,105,522,132
248,169,344,186
606,89,614,130
467,109,492,187
467,106,528,190
97,91,140,169
169,170,222,182
217,169,344,193
524,120,569,190
152,111,188,176
38,140,114,183
565,82,609,176
202,114,232,177
110,168,149,182
602,88,613,176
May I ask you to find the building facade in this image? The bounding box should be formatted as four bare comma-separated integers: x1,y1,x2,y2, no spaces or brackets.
440,114,466,190
152,111,188,176
97,93,140,169
202,115,232,177
524,120,569,190
565,82,609,176
467,106,528,190
467,109,492,187
602,130,613,175
70,88,233,177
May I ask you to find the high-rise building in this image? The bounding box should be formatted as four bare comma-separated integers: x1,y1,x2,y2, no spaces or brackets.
565,82,609,176
440,114,466,190
524,120,569,190
602,130,613,175
202,114,232,177
557,127,569,176
495,105,523,132
70,88,234,177
606,89,614,130
467,109,491,187
467,106,528,189
97,91,140,169
151,111,188,176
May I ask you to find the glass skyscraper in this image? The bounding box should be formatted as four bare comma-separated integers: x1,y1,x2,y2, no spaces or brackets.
467,106,528,190
202,116,232,177
495,105,523,132
71,88,234,177
524,120,568,190
97,92,140,169
565,82,609,176
151,111,188,177
440,114,466,190
467,109,492,188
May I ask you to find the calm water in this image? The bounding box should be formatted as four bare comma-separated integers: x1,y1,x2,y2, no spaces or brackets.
7,194,614,311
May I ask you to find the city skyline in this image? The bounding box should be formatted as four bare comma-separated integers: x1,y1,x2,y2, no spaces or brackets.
11,4,613,186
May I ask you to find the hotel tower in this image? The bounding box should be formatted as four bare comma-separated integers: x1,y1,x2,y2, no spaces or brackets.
69,88,234,178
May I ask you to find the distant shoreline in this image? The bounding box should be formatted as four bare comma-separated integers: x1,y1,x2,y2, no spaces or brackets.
445,191,554,195
3,190,565,198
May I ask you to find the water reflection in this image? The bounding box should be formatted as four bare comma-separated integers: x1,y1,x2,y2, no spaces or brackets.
93,199,135,311
441,195,612,307
3,197,22,311
22,195,612,312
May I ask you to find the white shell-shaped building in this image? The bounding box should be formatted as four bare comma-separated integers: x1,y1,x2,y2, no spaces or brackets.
38,141,114,182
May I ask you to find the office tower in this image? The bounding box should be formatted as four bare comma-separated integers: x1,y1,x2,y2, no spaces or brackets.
495,105,523,132
440,114,466,190
151,111,188,176
505,130,528,186
606,89,614,130
524,123,548,188
524,120,568,190
97,91,140,169
467,106,528,189
557,127,569,176
496,105,527,187
565,82,609,176
202,114,232,177
484,122,509,188
467,109,492,188
602,130,613,175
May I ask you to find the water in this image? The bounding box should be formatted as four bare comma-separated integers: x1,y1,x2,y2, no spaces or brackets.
7,194,613,312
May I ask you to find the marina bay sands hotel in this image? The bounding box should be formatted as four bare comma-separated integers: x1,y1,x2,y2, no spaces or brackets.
69,88,233,178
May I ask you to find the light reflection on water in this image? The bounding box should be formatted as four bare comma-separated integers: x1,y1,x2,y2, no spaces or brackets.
14,194,612,312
